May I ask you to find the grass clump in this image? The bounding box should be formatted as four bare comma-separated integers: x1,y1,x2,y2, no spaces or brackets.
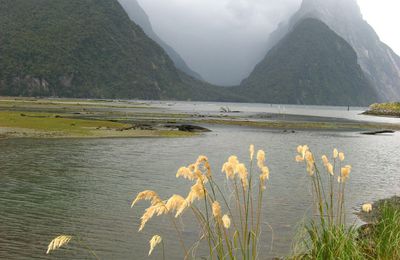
131,145,270,259
290,146,364,259
360,203,400,260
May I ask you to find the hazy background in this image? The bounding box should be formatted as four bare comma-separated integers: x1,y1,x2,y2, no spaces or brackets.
135,0,400,86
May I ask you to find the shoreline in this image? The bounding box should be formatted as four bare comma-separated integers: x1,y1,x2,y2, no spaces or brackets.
1,97,399,139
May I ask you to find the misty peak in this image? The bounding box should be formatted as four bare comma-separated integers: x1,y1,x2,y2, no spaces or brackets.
299,0,362,21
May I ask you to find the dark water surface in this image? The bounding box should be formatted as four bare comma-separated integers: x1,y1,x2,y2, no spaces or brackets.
1,125,400,259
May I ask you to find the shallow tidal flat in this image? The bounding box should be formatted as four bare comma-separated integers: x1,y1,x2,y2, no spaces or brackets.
0,98,195,139
1,97,400,140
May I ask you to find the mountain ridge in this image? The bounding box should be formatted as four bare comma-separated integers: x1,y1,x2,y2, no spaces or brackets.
261,0,400,101
118,0,203,81
236,18,379,106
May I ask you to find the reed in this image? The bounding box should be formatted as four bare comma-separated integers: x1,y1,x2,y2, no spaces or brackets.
131,145,270,259
292,145,364,259
360,202,400,260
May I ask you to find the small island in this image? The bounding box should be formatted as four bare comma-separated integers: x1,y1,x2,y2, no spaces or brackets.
363,102,400,117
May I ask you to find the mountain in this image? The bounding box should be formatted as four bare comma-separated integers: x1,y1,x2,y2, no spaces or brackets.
118,0,203,81
0,0,227,100
260,0,400,102
236,18,379,106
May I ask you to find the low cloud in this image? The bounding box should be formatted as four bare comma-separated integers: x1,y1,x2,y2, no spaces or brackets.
135,0,301,85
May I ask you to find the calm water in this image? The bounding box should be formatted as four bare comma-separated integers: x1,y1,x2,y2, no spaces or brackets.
1,104,400,259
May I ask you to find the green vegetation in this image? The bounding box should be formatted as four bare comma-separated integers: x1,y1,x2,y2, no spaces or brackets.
0,111,193,138
236,18,379,106
0,0,242,102
364,103,400,117
360,203,400,259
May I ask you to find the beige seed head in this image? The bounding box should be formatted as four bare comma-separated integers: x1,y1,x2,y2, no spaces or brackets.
297,145,303,154
257,150,266,169
305,151,314,164
326,163,334,176
228,155,239,168
186,179,205,205
176,167,194,181
212,201,222,218
339,152,345,161
222,214,231,229
362,203,373,213
139,201,167,231
333,148,339,159
196,155,208,164
341,165,352,179
148,235,162,256
132,190,160,207
321,155,329,166
236,163,248,189
165,195,186,214
249,144,255,161
222,162,235,179
301,145,309,158
46,235,72,254
295,155,304,162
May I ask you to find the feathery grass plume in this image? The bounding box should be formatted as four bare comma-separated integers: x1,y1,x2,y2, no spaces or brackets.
195,155,212,178
148,235,162,256
196,155,208,164
249,144,255,161
139,200,167,231
256,150,265,169
221,161,235,179
295,155,304,162
165,195,187,217
186,179,206,205
305,151,315,176
362,203,373,213
228,155,239,168
260,166,270,189
326,163,334,176
236,163,249,189
46,235,72,254
333,148,339,159
297,145,303,154
212,201,222,219
321,155,329,166
295,145,309,162
222,214,231,229
176,167,194,181
132,190,160,207
338,165,352,183
339,152,345,161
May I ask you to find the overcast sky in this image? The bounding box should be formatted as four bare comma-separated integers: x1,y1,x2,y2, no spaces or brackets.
136,0,400,85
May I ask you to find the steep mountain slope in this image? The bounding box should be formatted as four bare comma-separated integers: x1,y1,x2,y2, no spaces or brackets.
236,18,379,106
0,0,223,100
261,0,400,101
118,0,203,80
